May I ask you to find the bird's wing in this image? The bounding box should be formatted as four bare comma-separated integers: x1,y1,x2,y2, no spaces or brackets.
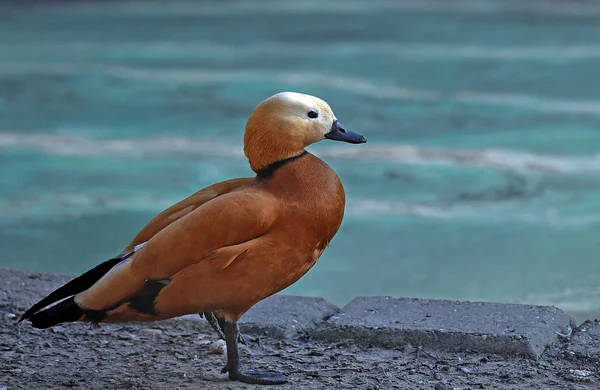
105,237,265,323
18,177,255,323
75,189,279,315
123,177,254,252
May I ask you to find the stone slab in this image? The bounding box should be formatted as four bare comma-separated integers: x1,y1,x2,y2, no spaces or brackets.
313,296,574,358
0,268,339,339
568,320,600,362
239,294,340,338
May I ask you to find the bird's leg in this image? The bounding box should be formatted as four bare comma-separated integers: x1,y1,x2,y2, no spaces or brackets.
201,312,225,340
221,319,287,385
211,313,247,345
237,327,248,345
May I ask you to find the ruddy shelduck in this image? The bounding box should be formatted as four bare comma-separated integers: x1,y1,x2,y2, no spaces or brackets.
20,92,367,385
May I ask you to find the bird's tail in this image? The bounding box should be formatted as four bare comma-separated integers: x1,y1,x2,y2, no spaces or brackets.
28,296,85,329
19,251,133,326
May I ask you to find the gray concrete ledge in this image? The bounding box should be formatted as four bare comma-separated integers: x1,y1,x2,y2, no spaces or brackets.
0,268,579,359
312,296,574,358
239,295,339,338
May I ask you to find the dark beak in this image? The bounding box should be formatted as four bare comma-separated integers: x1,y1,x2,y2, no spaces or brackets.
325,120,367,144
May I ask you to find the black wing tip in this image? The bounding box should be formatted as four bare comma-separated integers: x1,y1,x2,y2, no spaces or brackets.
27,296,85,329
19,298,65,324
18,306,39,323
17,254,130,325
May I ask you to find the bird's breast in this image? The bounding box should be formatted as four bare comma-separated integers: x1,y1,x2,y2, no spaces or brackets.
279,157,345,251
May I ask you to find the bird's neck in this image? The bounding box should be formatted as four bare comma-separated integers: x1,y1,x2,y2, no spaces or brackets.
243,119,307,172
254,150,308,179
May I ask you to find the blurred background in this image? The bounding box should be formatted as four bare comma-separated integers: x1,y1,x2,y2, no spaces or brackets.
1,0,599,323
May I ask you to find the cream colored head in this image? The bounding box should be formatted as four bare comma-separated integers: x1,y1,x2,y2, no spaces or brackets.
244,92,366,172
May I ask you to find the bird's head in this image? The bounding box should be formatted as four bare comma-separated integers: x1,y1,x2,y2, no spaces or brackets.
243,92,366,172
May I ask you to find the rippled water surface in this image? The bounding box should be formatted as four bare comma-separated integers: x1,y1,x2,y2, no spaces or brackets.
2,0,600,321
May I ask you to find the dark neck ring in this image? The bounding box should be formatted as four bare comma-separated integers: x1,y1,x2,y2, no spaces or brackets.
255,150,308,179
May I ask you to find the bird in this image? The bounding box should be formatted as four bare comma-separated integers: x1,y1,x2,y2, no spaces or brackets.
19,91,367,385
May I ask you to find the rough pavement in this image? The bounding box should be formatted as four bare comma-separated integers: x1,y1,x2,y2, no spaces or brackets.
1,268,599,389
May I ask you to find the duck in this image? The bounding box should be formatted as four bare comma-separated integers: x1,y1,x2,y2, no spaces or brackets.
19,91,367,385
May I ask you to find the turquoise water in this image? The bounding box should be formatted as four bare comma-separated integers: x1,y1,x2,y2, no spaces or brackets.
2,1,600,322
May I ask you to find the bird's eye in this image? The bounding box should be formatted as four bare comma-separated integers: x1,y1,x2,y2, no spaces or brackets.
307,110,318,119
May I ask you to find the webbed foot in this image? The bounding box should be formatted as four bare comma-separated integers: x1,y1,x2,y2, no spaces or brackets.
221,319,287,385
228,369,287,385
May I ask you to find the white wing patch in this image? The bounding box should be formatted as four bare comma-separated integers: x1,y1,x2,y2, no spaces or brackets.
133,241,148,252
